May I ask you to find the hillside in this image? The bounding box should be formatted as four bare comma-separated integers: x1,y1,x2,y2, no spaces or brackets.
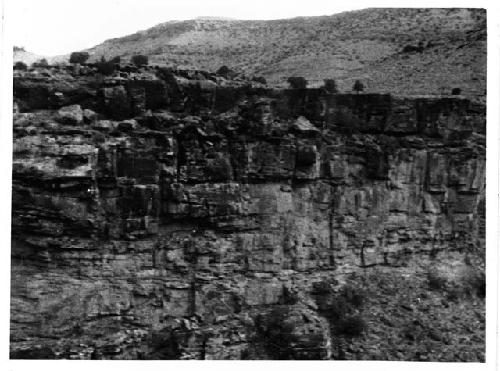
86,8,486,100
13,47,46,65
13,47,62,66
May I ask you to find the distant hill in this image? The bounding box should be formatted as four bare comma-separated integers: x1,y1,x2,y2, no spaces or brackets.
13,47,63,65
86,8,485,100
13,47,46,65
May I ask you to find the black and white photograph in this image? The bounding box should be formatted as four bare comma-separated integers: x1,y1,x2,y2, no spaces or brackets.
1,0,497,367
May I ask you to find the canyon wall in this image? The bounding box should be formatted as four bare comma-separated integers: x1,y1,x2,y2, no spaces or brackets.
11,66,486,360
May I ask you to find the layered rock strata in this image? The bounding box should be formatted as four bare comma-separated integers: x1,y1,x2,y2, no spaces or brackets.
11,66,485,360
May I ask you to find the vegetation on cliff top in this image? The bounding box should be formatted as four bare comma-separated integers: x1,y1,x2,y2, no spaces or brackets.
83,8,485,100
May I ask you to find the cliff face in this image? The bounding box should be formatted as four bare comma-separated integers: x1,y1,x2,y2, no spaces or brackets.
11,65,486,360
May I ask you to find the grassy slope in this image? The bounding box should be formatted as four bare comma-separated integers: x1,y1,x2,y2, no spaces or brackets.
86,8,486,100
332,258,485,361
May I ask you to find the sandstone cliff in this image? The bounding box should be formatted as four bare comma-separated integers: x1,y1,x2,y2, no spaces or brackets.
11,65,485,360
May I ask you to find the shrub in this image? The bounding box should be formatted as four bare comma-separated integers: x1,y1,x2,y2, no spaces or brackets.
13,61,27,71
402,45,417,53
252,76,267,85
314,282,367,338
32,58,49,68
402,42,424,53
459,267,485,298
473,272,486,298
217,65,237,79
323,79,338,93
339,284,365,308
217,65,230,76
337,314,367,336
156,67,180,93
451,87,461,95
287,76,307,89
426,265,485,299
311,280,334,295
445,287,461,302
156,66,175,81
296,145,317,166
280,286,299,305
353,80,364,94
319,296,350,322
254,306,297,359
110,56,121,65
69,52,89,64
426,268,447,291
96,57,116,75
401,320,424,342
131,54,149,67
146,329,182,359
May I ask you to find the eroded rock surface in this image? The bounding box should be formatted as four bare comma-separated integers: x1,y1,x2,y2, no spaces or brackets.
11,65,485,360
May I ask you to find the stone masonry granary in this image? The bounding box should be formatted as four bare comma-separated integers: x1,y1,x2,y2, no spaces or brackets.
10,64,486,360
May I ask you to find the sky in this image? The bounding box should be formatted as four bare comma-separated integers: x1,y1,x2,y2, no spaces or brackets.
6,0,365,56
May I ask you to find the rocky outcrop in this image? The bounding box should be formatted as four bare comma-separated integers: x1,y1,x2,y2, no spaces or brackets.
10,66,486,360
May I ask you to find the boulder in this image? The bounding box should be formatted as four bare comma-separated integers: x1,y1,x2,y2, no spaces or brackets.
291,116,320,134
92,120,117,132
57,104,83,125
83,108,97,123
117,119,138,132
